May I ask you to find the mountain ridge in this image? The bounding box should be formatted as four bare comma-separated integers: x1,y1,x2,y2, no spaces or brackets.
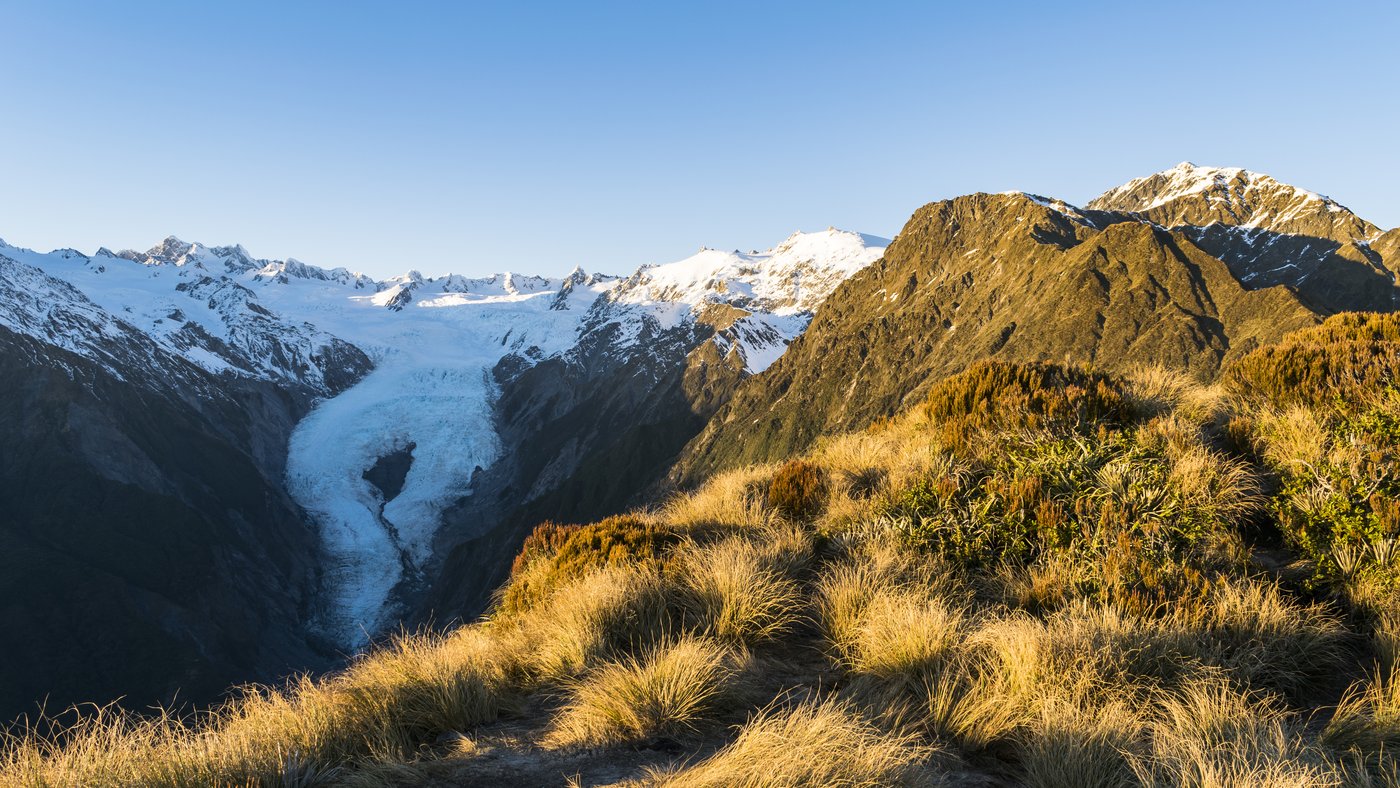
669,172,1368,483
4,161,1394,723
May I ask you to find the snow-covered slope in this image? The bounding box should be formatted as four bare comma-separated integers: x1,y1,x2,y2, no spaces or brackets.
591,228,888,373
0,228,887,646
1090,162,1357,223
0,238,370,394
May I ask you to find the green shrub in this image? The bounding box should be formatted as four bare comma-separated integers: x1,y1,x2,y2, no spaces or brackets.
878,430,1238,571
1262,397,1400,580
1232,316,1400,583
767,459,830,521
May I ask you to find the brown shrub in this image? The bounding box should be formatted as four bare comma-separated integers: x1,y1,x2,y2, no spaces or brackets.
1224,312,1400,408
918,360,1134,434
766,459,830,521
502,515,678,615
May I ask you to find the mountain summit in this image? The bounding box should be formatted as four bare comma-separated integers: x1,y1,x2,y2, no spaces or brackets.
671,187,1323,481
1089,162,1398,312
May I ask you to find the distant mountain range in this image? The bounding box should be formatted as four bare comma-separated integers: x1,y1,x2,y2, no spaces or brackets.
0,224,885,719
3,162,1394,721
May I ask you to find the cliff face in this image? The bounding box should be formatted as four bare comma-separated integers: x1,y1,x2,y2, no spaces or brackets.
0,327,333,722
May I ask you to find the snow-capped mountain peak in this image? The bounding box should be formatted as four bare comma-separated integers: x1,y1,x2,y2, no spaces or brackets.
609,227,888,317
1088,162,1373,237
1087,163,1395,314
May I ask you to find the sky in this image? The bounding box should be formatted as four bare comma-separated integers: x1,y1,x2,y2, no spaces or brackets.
2,1,1397,279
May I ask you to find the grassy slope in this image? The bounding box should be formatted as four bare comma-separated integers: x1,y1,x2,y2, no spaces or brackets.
7,314,1400,787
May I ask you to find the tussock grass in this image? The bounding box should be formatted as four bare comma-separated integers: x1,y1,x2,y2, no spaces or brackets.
1323,668,1400,774
815,539,949,662
676,531,807,644
1129,679,1344,787
844,591,963,685
664,465,777,530
1020,695,1141,788
514,565,672,682
545,636,745,749
1124,363,1228,424
649,698,935,787
1174,580,1348,699
0,626,516,786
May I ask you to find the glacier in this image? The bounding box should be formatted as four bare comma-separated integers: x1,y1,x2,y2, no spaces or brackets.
0,228,886,647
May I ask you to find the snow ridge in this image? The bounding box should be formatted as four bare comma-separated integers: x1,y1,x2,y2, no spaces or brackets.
1091,162,1354,226
597,227,888,372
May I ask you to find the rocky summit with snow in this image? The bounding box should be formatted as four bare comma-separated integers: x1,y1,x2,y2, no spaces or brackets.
3,163,1398,724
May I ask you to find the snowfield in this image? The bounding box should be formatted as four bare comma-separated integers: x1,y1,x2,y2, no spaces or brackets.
0,229,887,646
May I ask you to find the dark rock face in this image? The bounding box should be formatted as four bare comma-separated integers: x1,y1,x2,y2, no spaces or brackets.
0,328,338,723
363,443,417,503
670,192,1322,484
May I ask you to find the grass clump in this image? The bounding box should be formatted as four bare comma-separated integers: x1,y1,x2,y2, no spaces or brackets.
676,530,808,644
513,565,672,682
545,636,746,749
1322,668,1400,777
1129,679,1345,787
1020,695,1141,788
0,626,517,786
649,697,934,787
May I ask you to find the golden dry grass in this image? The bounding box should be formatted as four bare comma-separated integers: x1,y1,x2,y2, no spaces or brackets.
545,636,746,749
1129,679,1344,787
0,626,516,786
675,532,806,644
512,565,672,682
647,697,935,787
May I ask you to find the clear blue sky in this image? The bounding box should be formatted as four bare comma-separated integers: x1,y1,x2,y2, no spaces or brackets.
3,1,1396,278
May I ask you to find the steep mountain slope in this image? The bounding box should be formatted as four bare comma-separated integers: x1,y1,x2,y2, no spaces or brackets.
1088,162,1399,313
0,252,361,722
672,189,1322,482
